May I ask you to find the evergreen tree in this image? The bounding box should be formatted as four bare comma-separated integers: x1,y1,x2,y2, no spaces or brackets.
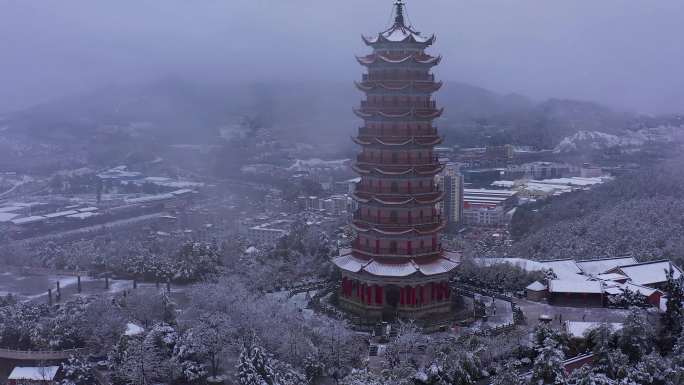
587,323,628,379
618,308,654,362
60,356,95,385
237,339,279,385
492,362,523,385
661,266,684,351
566,367,615,385
669,334,684,385
529,337,566,385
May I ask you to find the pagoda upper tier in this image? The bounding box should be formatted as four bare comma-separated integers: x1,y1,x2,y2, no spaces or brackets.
362,19,435,48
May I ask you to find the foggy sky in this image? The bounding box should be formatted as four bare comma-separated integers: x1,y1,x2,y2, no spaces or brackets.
2,0,683,114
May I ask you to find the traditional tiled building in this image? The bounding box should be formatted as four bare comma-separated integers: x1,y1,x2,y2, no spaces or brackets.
333,1,459,321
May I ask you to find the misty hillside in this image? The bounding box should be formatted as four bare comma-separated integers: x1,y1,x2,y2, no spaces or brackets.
1,78,678,174
511,157,684,266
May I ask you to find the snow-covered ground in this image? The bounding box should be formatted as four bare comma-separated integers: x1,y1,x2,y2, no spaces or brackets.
266,290,316,319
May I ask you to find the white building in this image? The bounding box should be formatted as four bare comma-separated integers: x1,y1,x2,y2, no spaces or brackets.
436,163,464,228
462,188,518,227
247,219,295,245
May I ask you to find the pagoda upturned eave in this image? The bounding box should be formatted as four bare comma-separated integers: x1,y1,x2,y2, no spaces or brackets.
352,135,442,146
354,80,443,93
333,251,459,278
356,53,441,67
353,107,444,119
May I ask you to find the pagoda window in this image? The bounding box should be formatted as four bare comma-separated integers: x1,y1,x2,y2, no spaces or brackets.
389,241,397,253
419,180,424,189
390,211,398,223
419,210,424,220
418,152,423,161
391,181,398,193
392,152,398,163
365,238,370,248
420,240,425,249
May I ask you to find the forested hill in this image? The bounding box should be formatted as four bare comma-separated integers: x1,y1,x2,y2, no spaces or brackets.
511,157,684,266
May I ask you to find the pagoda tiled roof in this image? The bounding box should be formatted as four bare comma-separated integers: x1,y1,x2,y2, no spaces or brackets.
333,250,459,277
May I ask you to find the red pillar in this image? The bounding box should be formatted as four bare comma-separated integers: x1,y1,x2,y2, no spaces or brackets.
400,287,405,305
375,285,383,305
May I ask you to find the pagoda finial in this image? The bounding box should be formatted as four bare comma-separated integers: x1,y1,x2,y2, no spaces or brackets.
394,0,406,27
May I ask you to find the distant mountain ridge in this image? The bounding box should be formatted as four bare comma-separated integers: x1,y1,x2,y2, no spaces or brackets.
0,78,680,172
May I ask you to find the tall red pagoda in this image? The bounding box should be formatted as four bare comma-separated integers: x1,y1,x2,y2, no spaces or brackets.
333,0,459,321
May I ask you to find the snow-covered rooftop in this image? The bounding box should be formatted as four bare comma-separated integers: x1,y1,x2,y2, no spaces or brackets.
540,259,584,280
595,273,628,282
617,260,682,286
44,210,79,219
125,323,144,336
526,281,547,291
333,251,459,277
125,193,175,204
67,212,99,220
0,205,24,213
0,212,20,222
548,279,601,294
576,256,638,276
11,215,46,225
8,366,59,381
564,321,622,339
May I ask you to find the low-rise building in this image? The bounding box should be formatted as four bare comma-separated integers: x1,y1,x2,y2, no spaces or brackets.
7,366,60,385
247,219,295,246
607,260,683,290
548,279,604,307
462,188,518,227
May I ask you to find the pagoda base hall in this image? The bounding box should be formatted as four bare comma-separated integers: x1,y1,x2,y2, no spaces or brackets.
334,251,460,321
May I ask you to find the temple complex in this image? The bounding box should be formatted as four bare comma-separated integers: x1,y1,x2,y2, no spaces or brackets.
333,0,459,321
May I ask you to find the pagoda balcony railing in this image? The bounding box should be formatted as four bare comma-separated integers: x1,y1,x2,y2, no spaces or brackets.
353,213,442,226
357,127,438,137
361,101,437,109
352,244,443,258
356,154,440,165
363,73,435,82
354,185,439,195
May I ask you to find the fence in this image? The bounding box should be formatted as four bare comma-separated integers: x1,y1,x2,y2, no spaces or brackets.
0,347,86,360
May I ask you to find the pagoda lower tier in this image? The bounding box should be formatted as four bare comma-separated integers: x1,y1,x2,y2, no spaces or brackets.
333,250,460,321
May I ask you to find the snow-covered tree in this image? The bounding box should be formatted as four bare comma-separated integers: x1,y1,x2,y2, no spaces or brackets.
187,312,232,378
668,334,684,384
236,337,304,385
491,362,523,385
339,369,387,385
60,356,95,385
384,320,424,369
588,323,628,380
661,266,684,350
529,337,566,385
566,366,615,385
618,308,654,362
